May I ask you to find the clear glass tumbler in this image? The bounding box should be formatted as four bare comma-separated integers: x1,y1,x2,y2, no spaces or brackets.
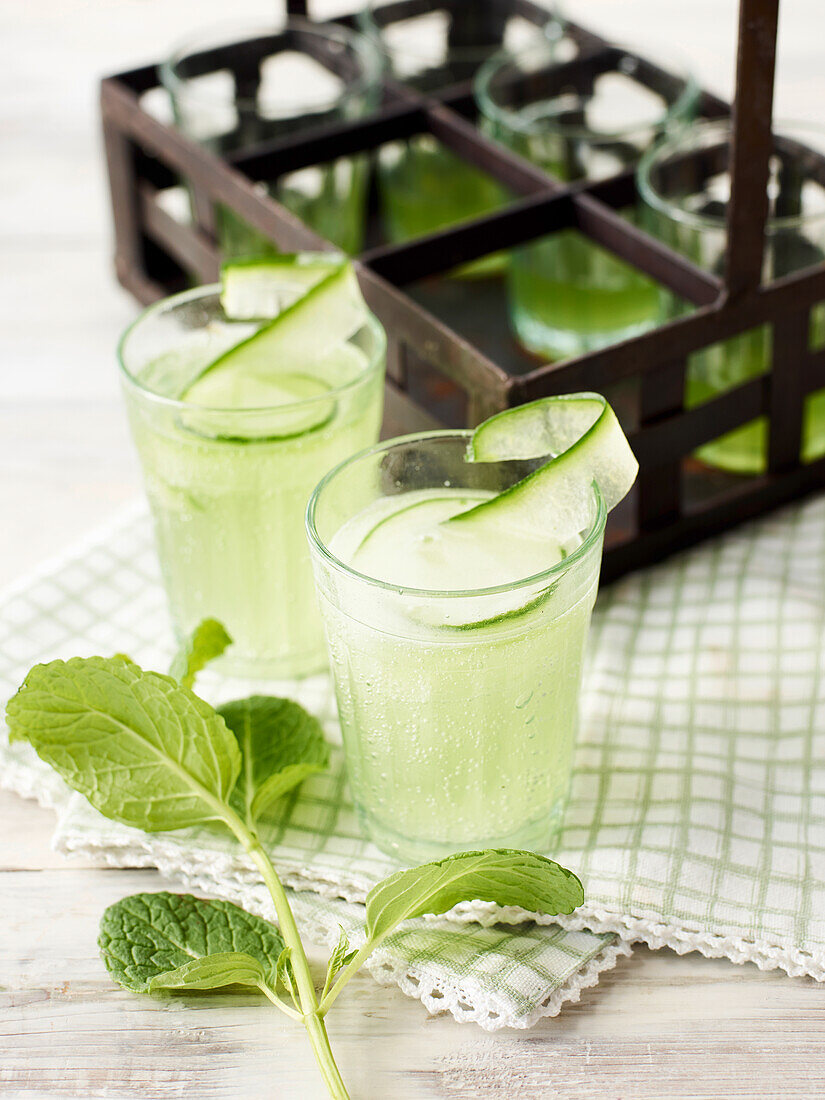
161,19,382,257
306,431,606,862
475,38,698,357
119,284,386,678
360,2,552,269
637,119,825,473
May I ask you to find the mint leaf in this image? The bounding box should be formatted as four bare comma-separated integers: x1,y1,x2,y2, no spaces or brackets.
219,696,329,827
365,849,584,942
322,926,355,999
170,619,232,689
99,893,284,994
6,657,240,831
276,946,299,1008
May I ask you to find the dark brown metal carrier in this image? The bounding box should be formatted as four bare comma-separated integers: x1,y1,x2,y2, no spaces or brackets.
100,0,824,580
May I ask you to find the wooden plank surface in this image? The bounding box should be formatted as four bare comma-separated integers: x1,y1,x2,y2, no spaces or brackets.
2,795,824,1099
3,795,825,1100
2,1,824,1097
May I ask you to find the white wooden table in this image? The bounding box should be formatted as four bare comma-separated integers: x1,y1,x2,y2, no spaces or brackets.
2,2,824,1095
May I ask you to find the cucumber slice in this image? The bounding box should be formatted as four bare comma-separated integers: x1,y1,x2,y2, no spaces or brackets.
335,490,571,627
350,494,487,588
178,259,368,440
220,253,344,320
434,580,562,633
186,262,366,399
450,393,637,542
351,495,463,562
179,371,335,441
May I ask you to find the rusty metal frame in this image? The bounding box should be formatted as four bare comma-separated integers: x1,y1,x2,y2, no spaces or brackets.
102,0,825,579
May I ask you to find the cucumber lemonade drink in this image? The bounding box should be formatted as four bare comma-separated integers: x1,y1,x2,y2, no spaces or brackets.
119,257,385,678
308,396,637,860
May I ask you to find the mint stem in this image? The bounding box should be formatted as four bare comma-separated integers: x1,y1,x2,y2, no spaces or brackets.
304,1010,349,1100
220,808,350,1099
259,984,303,1021
244,839,318,1012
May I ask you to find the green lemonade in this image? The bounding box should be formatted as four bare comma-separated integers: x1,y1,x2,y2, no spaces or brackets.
215,156,371,260
685,316,825,474
508,217,664,360
321,487,602,861
509,227,662,360
378,136,509,277
479,99,666,360
123,299,384,678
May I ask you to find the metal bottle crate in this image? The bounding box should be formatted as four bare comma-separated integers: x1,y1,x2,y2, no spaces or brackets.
100,0,825,580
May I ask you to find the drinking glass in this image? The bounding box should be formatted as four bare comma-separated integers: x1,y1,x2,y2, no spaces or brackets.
161,19,382,256
119,284,386,678
306,431,606,862
475,38,698,357
360,2,553,268
638,119,825,473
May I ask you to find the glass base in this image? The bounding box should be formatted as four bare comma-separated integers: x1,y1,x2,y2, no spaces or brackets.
176,637,329,682
356,802,566,865
690,390,825,475
512,309,656,362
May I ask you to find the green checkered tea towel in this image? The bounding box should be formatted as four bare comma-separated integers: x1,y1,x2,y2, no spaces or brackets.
0,503,623,1030
2,493,825,1027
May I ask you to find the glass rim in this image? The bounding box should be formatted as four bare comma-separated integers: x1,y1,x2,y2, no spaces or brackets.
160,17,383,118
358,4,557,68
475,39,698,141
637,118,825,232
305,428,607,600
117,283,386,416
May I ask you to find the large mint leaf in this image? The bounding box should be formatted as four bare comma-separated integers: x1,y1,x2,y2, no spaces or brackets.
219,696,329,826
169,619,232,689
6,657,240,831
366,849,584,942
99,893,284,994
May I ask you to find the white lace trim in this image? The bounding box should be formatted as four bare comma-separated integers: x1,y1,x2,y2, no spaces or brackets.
555,909,825,982
430,900,825,982
169,863,633,1031
363,938,632,1030
8,761,825,994
0,750,69,811
56,822,380,903
50,828,629,1030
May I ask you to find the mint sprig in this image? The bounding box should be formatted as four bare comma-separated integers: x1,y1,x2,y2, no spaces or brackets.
169,617,232,689
220,695,329,828
6,620,584,1100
